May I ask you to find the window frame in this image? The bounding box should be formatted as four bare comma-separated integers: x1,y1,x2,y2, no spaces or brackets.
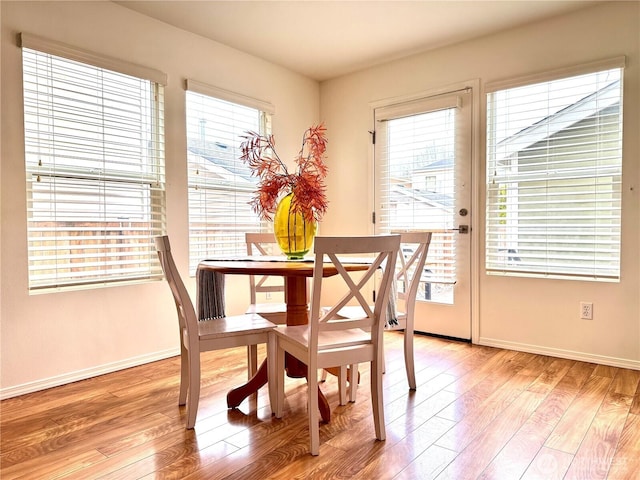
484,57,625,281
184,80,274,274
20,33,167,292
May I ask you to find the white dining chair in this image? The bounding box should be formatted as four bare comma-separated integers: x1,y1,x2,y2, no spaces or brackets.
244,232,288,324
155,235,277,428
388,230,432,389
330,231,432,390
271,234,400,455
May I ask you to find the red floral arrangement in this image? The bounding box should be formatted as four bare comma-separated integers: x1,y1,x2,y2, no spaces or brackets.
240,124,329,223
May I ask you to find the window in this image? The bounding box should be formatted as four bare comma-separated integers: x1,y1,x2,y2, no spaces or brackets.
424,175,437,192
21,34,166,291
185,80,273,274
486,60,624,280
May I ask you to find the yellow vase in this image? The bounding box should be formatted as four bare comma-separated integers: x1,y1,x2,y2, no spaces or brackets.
273,193,317,260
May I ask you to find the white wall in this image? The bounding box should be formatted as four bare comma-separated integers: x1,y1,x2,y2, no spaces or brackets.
320,2,640,369
0,1,319,398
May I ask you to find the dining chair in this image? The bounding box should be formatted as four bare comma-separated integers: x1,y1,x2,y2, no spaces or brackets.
245,232,288,324
388,231,432,389
329,231,432,390
271,234,400,455
155,235,277,429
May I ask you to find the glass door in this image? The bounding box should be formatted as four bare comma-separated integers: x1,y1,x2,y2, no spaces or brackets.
374,88,472,339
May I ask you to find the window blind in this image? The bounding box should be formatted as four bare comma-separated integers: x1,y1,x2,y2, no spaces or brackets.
185,84,272,274
22,43,166,290
485,65,623,280
375,95,461,296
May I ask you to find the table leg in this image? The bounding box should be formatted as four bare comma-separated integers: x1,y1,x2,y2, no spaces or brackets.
227,358,331,423
283,276,309,378
227,275,330,422
317,382,331,423
227,360,268,408
283,276,331,422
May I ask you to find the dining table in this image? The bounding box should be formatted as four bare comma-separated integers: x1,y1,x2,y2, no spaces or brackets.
196,256,370,423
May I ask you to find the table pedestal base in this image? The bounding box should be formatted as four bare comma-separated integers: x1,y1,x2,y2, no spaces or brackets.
226,360,331,423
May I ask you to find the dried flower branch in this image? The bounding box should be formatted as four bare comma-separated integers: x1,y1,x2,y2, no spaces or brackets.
240,124,328,223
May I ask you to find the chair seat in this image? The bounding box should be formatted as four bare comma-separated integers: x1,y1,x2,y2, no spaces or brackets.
334,305,407,330
245,303,288,325
245,303,287,313
245,302,288,315
383,313,407,331
198,313,277,338
245,232,290,324
274,324,371,351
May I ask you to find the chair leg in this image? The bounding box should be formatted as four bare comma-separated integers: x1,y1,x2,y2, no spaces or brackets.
308,365,320,455
404,321,416,390
178,342,189,406
337,366,348,405
186,350,201,429
370,359,386,442
333,365,360,404
348,364,358,402
275,341,285,419
267,333,277,416
382,340,386,375
247,344,258,379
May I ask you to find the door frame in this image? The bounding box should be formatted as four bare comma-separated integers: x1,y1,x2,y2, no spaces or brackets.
368,79,481,343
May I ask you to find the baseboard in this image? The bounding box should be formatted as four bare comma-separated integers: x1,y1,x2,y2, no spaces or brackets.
0,347,180,400
478,337,640,371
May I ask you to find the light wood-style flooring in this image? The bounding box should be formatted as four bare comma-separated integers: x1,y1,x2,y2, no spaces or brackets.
2,332,639,479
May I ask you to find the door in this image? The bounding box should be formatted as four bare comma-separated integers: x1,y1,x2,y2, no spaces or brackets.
374,87,472,340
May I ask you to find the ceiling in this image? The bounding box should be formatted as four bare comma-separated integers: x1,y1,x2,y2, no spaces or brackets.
115,1,600,81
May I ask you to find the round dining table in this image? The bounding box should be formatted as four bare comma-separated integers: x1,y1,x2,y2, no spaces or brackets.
196,257,369,423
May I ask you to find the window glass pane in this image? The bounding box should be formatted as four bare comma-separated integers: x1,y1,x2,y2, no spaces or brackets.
23,48,165,290
486,68,622,280
186,91,268,274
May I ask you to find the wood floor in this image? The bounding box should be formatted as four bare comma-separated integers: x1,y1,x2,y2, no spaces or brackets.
2,332,639,479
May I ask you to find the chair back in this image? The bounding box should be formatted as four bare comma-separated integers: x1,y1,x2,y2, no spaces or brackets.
310,235,401,354
155,236,199,345
245,232,286,303
392,231,432,314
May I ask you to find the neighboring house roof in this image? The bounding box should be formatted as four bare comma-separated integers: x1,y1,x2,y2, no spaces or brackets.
390,183,454,210
420,157,454,171
187,143,256,185
494,80,621,163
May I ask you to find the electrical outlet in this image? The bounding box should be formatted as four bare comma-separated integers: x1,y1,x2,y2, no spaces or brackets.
580,302,593,320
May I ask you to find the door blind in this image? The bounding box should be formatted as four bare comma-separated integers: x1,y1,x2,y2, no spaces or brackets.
375,96,461,293
22,44,166,290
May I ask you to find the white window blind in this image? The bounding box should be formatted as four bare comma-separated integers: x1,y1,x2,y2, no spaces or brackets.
375,95,461,302
185,82,272,274
486,63,624,280
22,37,166,291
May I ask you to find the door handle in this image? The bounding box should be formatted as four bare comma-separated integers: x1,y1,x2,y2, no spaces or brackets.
449,225,470,234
